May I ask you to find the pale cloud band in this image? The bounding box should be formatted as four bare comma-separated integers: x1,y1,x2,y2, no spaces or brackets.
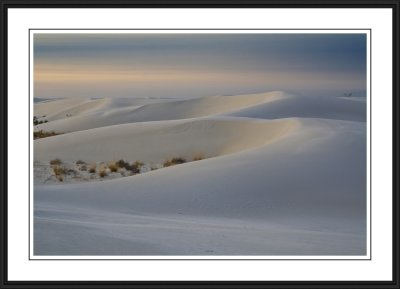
34,33,367,99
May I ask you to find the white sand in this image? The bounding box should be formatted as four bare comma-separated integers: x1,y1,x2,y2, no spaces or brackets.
34,91,367,256
34,117,300,163
33,91,287,133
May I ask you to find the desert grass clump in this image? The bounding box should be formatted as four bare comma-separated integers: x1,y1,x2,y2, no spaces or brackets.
34,130,60,139
130,161,144,174
50,158,62,166
193,154,204,161
99,169,107,178
116,159,130,169
76,160,86,165
89,164,97,173
52,165,66,178
33,116,48,125
108,162,119,173
115,159,143,174
163,157,186,167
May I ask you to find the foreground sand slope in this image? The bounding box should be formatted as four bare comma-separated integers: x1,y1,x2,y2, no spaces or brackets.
34,117,366,255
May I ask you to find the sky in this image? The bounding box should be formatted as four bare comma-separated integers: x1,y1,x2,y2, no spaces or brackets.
34,33,367,99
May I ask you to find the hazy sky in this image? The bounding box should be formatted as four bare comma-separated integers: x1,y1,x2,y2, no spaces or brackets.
34,33,366,99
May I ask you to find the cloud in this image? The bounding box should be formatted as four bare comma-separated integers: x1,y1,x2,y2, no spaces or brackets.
34,33,367,98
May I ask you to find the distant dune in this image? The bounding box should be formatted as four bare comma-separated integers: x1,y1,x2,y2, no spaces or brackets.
33,91,286,132
34,91,367,256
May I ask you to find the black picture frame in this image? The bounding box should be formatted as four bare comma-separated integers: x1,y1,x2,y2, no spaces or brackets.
0,0,399,288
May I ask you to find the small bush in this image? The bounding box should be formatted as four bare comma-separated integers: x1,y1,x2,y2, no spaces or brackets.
99,169,107,178
116,159,130,169
89,164,96,173
50,158,62,165
52,165,65,176
34,130,61,139
130,161,144,174
115,159,143,174
108,162,118,172
163,157,186,167
76,160,86,165
35,120,45,125
33,116,48,126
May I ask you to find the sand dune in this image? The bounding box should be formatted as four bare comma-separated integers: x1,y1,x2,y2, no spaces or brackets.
34,117,366,255
34,92,365,134
34,117,300,163
33,91,367,256
33,91,287,133
227,95,366,122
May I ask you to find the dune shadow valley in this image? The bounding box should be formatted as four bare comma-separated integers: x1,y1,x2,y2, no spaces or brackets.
33,91,367,256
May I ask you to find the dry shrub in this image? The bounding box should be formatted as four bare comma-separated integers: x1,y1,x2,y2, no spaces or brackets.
76,160,86,165
116,159,130,169
163,157,186,167
50,158,62,165
89,164,97,173
34,130,61,140
116,159,143,174
52,165,65,176
131,161,144,174
108,162,119,172
99,169,107,178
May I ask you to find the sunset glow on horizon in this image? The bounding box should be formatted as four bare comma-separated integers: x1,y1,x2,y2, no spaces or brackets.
34,33,367,99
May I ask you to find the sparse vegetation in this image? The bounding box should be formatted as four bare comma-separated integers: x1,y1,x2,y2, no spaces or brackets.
52,165,66,176
163,157,186,167
99,169,107,178
131,161,144,174
116,159,130,170
89,164,97,173
33,116,49,125
34,130,61,139
115,159,143,174
38,154,210,185
50,158,62,165
108,162,119,172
